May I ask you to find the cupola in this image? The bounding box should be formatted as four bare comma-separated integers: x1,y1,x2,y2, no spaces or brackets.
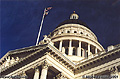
47,12,104,63
70,11,79,19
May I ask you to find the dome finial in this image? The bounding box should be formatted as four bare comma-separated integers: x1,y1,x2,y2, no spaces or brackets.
73,11,75,13
70,11,79,19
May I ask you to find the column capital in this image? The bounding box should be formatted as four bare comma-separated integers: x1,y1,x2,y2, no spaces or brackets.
60,40,63,42
79,40,81,42
18,71,26,75
33,64,39,69
88,43,90,45
41,60,49,69
56,73,67,79
34,67,39,72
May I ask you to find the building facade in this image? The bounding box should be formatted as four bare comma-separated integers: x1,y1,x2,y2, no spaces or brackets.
0,12,120,79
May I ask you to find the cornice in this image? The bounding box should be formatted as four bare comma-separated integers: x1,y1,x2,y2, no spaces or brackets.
0,44,48,62
51,34,104,51
1,43,120,75
0,43,76,74
0,45,49,73
74,46,120,73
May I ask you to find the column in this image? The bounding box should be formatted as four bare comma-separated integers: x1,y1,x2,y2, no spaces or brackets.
69,40,72,55
77,41,81,56
62,47,65,54
59,40,63,52
40,61,49,79
33,67,40,79
88,43,90,56
82,49,85,57
95,47,98,54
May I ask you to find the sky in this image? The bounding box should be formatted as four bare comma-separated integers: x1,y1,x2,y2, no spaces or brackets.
1,0,120,58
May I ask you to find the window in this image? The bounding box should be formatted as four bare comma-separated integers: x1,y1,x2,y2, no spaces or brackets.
74,31,77,33
65,48,68,55
73,48,77,56
74,16,76,19
67,31,70,33
73,16,75,19
80,32,83,34
81,49,83,57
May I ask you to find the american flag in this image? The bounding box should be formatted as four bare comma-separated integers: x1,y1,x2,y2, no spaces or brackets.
44,7,52,15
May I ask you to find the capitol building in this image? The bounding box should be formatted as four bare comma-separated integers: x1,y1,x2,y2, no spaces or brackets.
0,12,120,79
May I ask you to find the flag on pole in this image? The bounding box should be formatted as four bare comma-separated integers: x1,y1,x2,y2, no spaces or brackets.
44,7,52,16
36,7,52,46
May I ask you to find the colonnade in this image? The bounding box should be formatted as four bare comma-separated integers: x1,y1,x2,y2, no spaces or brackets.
6,61,49,79
57,40,98,58
10,61,67,79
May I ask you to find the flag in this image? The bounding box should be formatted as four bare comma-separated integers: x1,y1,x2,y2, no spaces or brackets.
47,7,52,10
44,7,52,16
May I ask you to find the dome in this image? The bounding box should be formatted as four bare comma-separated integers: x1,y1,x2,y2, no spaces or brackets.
56,11,90,29
47,11,104,63
56,19,90,29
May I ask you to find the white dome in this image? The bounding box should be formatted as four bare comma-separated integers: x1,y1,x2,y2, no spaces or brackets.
47,12,104,63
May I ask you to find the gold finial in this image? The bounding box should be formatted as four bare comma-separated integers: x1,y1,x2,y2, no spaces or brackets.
73,11,75,13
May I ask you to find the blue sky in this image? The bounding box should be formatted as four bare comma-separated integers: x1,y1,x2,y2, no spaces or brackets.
1,0,120,58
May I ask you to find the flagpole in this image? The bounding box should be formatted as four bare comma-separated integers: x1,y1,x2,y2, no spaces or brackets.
36,8,46,46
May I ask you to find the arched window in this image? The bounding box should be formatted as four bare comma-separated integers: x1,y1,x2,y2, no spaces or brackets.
65,48,68,55
74,31,77,33
75,16,76,19
73,16,75,19
80,32,83,34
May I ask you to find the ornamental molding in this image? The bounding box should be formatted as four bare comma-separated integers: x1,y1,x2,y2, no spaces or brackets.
41,60,49,69
0,44,46,63
1,42,120,76
56,73,68,79
51,34,104,51
54,24,94,36
109,66,119,73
